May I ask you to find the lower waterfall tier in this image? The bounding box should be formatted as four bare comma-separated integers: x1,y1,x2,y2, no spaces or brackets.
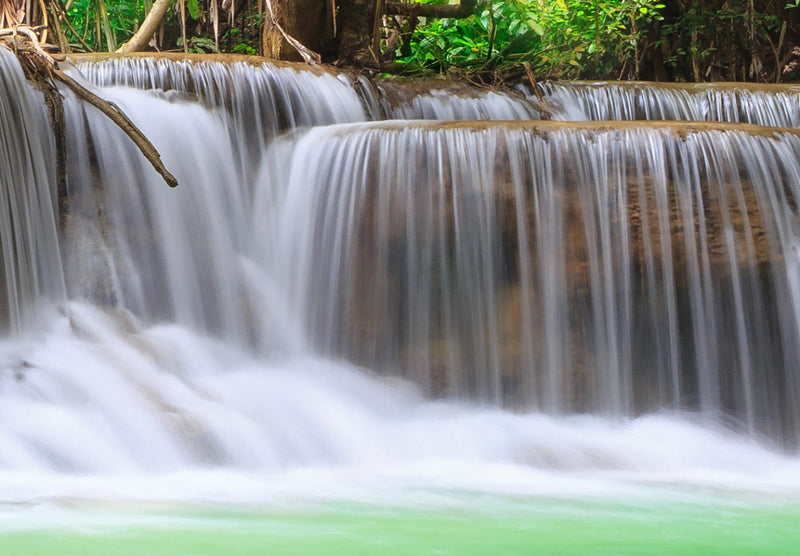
260,122,800,447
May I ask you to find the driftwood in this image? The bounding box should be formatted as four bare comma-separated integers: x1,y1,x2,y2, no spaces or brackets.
0,26,178,188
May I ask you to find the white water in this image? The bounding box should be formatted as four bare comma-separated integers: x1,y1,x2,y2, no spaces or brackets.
2,48,800,507
0,48,65,335
1,303,799,506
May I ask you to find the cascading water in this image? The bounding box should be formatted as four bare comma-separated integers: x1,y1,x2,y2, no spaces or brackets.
73,55,546,123
374,80,544,120
1,46,800,528
534,81,800,126
263,120,800,444
0,49,65,336
70,55,367,177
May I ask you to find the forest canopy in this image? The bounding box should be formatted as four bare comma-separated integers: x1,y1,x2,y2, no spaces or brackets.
5,0,800,82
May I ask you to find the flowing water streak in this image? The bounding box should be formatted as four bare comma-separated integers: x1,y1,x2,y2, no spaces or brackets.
0,47,65,334
57,78,314,351
537,81,800,126
265,121,800,443
74,57,545,124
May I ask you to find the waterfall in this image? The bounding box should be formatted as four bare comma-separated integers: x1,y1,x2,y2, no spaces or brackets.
70,55,366,176
374,79,544,120
1,46,800,483
73,56,545,122
535,81,800,126
264,121,800,443
0,49,65,335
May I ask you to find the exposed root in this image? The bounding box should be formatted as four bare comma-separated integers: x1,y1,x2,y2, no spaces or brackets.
1,26,179,189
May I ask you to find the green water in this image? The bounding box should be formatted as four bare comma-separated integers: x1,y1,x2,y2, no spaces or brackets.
3,494,798,555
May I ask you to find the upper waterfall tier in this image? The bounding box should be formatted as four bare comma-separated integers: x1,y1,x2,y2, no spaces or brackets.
68,54,367,172
71,54,547,123
534,81,800,126
72,55,800,127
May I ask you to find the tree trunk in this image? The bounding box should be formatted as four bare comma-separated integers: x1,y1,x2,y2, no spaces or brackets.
337,0,376,66
117,0,173,53
262,0,327,61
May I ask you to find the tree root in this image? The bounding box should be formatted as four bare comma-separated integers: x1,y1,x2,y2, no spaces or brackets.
1,26,178,189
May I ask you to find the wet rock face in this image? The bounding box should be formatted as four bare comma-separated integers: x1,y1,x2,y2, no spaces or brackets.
286,122,800,445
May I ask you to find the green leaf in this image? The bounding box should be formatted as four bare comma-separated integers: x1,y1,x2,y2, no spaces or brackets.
187,0,199,20
501,29,539,55
528,20,545,36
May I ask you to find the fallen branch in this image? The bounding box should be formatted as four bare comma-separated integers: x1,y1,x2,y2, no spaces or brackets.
53,68,178,187
1,26,178,188
523,61,554,119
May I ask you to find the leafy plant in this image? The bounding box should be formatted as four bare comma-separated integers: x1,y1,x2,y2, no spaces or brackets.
395,0,667,79
176,35,218,53
63,0,146,51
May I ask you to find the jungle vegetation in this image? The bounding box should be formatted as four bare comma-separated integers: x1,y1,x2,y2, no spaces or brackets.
2,0,800,82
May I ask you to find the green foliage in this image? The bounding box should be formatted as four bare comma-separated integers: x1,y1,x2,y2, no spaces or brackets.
61,0,261,55
396,0,796,82
176,36,219,53
55,0,798,82
396,0,666,79
224,27,257,55
186,0,199,20
64,0,145,51
656,2,786,81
